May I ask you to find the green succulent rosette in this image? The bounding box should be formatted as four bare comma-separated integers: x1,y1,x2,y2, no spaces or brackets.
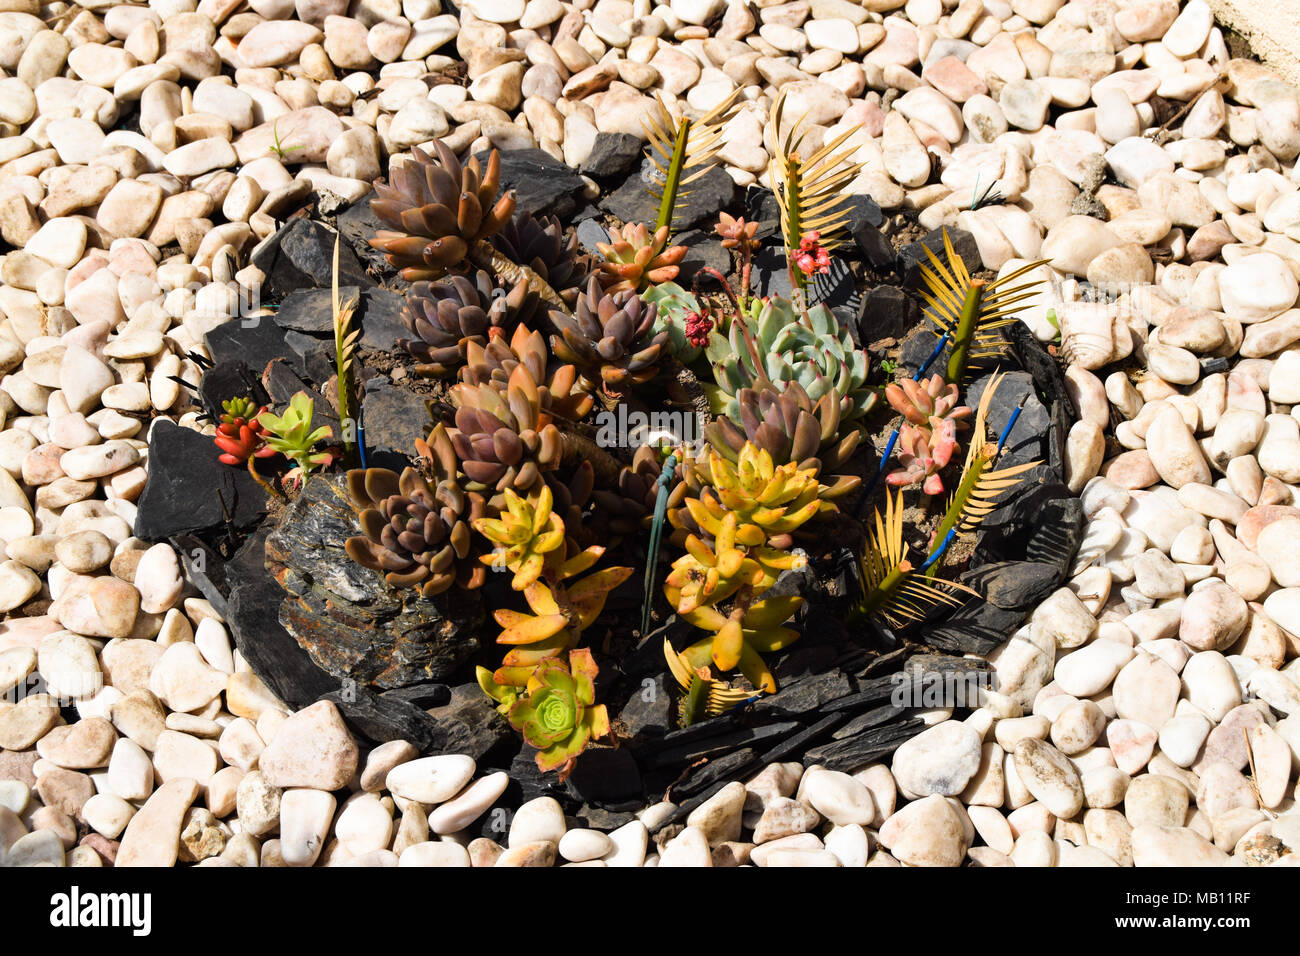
505,649,609,774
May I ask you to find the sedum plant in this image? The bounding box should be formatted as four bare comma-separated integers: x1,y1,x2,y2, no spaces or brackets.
258,392,335,491
214,396,272,466
549,276,670,395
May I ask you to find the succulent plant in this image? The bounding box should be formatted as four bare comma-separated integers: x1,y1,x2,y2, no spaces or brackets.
888,419,962,496
715,211,758,257
399,270,541,378
461,324,593,422
214,397,273,466
478,648,610,775
592,443,680,537
343,429,487,597
549,276,671,394
705,381,861,494
257,392,335,490
596,222,687,294
490,210,592,307
670,590,804,695
670,443,827,577
882,374,972,496
706,297,874,435
885,374,971,428
447,364,562,504
472,485,567,591
793,231,831,277
369,142,515,281
642,281,709,363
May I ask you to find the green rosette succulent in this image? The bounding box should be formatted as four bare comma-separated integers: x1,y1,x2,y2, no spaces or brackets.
705,297,873,435
504,648,609,774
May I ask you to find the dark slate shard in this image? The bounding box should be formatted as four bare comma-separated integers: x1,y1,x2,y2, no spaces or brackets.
919,598,1025,656
321,683,443,752
575,218,610,256
966,369,1051,471
757,713,845,764
831,702,908,740
575,806,637,831
261,359,339,437
767,563,820,602
843,193,884,231
743,186,781,241
752,668,853,717
252,217,372,302
675,228,732,282
565,747,643,806
273,286,356,335
360,375,427,472
335,189,392,277
859,284,920,344
601,160,734,231
1025,495,1083,578
205,314,300,380
170,534,231,616
853,219,896,271
619,615,693,678
1199,355,1230,375
265,474,484,689
898,227,981,289
641,721,799,769
772,645,839,683
134,421,268,541
196,360,270,423
672,748,759,799
359,287,407,353
476,148,586,220
380,682,451,708
803,716,926,771
752,244,794,300
898,320,950,377
426,683,514,761
823,671,916,713
580,132,644,178
224,526,339,710
281,329,334,385
506,746,572,806
962,559,1060,611
616,672,674,743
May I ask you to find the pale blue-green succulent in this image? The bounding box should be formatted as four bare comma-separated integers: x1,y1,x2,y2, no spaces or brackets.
705,297,874,429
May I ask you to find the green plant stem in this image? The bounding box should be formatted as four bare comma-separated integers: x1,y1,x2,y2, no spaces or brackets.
247,456,281,499
655,118,691,234
945,278,986,386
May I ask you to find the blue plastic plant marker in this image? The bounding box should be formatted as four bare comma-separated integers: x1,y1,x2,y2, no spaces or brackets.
860,426,900,503
920,527,957,571
915,332,951,380
995,399,1026,459
641,452,679,637
356,414,368,469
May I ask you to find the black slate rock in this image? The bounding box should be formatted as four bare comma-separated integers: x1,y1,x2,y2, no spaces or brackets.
898,227,980,288
426,683,514,760
224,526,339,710
205,313,300,379
675,228,732,282
335,190,391,276
321,683,444,752
252,217,372,301
601,160,734,231
359,287,408,352
961,560,1060,611
477,148,587,220
361,375,428,472
853,219,896,271
134,421,269,541
859,284,921,343
575,218,610,255
196,360,270,423
580,132,644,178
616,672,674,743
281,329,334,385
273,286,355,335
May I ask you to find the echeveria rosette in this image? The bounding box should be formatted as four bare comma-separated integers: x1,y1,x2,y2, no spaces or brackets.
507,649,610,775
887,417,961,496
596,222,686,294
706,297,873,440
